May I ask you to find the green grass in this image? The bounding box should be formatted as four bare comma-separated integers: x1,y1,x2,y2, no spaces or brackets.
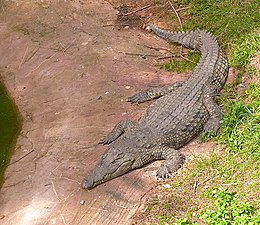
200,189,260,225
181,0,259,47
218,82,260,158
229,32,260,69
176,188,260,225
159,51,200,73
136,151,260,224
0,81,21,185
160,0,260,73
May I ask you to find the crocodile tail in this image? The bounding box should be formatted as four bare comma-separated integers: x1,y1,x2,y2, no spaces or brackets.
150,24,202,51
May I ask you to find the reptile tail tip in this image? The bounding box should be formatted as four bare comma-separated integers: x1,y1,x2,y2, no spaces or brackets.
149,24,159,32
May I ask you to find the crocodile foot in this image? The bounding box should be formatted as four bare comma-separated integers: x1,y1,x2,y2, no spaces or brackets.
156,153,185,179
127,92,149,104
98,136,114,145
127,82,184,104
203,117,220,134
98,120,136,145
156,165,172,179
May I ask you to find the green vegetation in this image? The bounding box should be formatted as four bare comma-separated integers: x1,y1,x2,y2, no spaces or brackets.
179,0,259,47
229,32,260,69
136,0,260,224
176,189,260,225
160,0,259,73
160,52,200,73
218,82,260,159
138,150,259,224
0,81,21,184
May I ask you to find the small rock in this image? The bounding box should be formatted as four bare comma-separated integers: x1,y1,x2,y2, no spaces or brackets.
162,184,171,189
105,91,109,95
125,86,131,89
80,200,85,205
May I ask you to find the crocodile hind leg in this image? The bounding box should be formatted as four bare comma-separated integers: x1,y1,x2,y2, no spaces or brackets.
202,84,222,134
99,120,136,145
153,146,185,178
127,81,185,104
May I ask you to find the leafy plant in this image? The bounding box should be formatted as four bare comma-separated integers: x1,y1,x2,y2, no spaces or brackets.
199,189,260,225
218,83,260,158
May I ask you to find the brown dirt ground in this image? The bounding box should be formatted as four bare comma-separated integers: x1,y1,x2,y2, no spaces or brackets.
0,1,216,224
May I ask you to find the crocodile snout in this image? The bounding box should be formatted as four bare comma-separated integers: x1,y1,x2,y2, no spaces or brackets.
82,177,95,190
82,150,136,189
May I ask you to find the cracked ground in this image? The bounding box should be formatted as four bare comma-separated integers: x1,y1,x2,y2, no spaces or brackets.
0,1,215,224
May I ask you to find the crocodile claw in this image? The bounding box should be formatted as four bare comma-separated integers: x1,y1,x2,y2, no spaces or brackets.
98,137,113,145
127,92,150,104
127,94,142,104
156,165,172,179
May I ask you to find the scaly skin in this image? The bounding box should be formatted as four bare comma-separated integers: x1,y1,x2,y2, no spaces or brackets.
82,25,229,189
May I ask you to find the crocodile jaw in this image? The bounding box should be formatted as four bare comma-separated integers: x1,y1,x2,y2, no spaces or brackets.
82,150,135,189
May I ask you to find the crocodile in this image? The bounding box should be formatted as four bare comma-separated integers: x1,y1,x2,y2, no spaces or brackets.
82,25,229,189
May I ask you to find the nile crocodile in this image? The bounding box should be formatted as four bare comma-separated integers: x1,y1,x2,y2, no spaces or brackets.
82,25,229,189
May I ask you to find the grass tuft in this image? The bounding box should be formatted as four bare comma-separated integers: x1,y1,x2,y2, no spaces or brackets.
133,151,260,224
181,0,259,48
229,31,260,69
159,51,200,73
176,188,260,225
218,82,260,158
160,0,259,73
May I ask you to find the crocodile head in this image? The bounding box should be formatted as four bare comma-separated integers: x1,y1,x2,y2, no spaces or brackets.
82,148,136,189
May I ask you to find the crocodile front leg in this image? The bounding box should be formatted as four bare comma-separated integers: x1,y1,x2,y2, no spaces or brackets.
99,120,136,144
127,81,185,104
202,84,222,134
153,146,185,178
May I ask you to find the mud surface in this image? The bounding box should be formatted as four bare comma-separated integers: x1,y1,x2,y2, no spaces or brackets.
0,1,214,224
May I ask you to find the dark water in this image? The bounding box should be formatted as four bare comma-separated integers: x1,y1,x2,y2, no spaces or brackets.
0,81,21,185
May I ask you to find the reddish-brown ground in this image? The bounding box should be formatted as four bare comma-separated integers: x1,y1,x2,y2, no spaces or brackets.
0,1,214,224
